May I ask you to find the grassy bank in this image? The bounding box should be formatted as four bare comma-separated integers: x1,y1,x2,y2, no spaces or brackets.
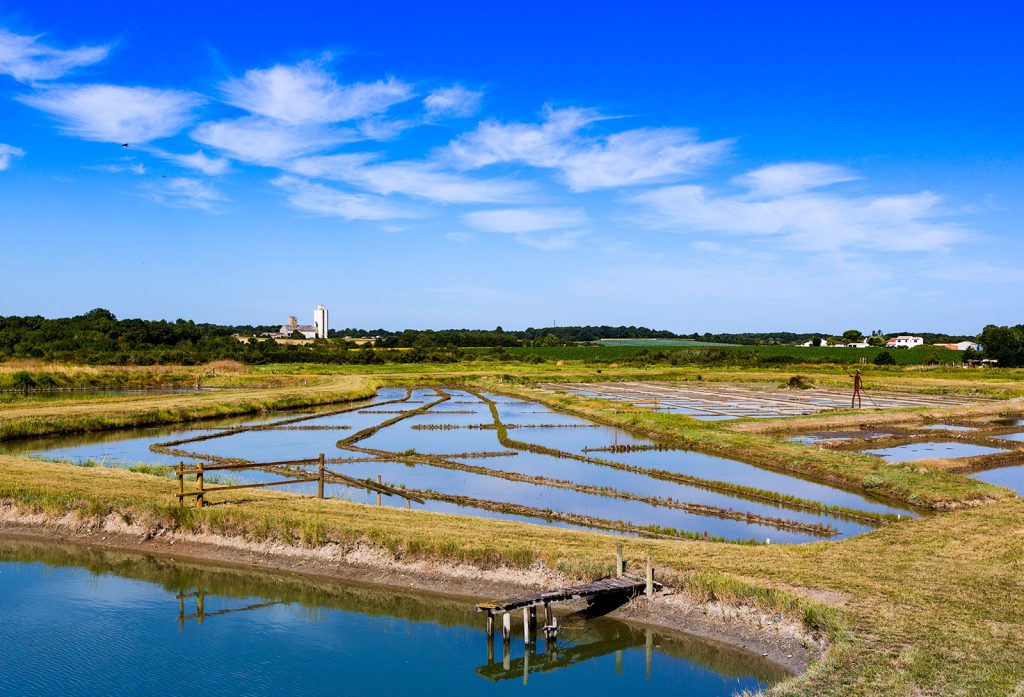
1,454,1022,696
0,375,378,441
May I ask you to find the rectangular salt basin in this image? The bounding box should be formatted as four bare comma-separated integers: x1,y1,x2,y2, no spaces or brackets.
995,432,1024,443
864,442,1009,462
920,424,977,431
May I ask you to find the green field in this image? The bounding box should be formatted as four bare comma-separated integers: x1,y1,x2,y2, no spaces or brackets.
593,338,736,347
464,343,962,365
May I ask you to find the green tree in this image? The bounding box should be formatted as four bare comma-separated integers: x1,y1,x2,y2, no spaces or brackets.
873,351,896,366
842,329,864,343
978,324,1024,367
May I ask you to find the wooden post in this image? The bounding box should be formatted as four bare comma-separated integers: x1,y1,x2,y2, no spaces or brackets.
486,614,494,639
526,606,536,646
317,453,325,499
615,542,623,577
544,602,552,627
645,628,653,679
523,646,530,686
523,607,532,646
406,498,410,509
502,612,511,644
196,463,205,509
377,474,382,506
645,551,653,599
502,637,510,670
177,462,184,507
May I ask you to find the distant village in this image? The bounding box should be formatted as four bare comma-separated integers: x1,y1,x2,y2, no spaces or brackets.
798,333,982,351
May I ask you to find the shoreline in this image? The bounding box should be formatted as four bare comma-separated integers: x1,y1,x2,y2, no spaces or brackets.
0,507,819,677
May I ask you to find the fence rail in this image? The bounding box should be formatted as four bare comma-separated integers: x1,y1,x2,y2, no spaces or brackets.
175,453,424,508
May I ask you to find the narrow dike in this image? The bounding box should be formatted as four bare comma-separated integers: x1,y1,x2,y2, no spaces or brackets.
470,390,894,526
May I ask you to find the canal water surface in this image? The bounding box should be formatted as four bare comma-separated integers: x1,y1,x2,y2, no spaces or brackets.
0,539,787,695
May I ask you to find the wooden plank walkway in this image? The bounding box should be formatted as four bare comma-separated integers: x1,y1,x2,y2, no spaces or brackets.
476,574,647,615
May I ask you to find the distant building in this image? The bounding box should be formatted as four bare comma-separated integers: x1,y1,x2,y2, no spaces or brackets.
934,341,982,351
886,335,924,349
314,304,329,339
265,305,329,340
846,341,871,348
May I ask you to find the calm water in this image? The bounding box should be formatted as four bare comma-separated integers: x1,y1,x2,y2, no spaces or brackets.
863,441,1009,462
0,539,786,695
1,387,911,542
972,465,1024,494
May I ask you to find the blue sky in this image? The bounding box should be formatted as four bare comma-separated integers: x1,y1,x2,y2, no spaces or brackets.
0,1,1021,333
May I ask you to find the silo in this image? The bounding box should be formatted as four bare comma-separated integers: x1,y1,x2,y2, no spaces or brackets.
314,304,329,339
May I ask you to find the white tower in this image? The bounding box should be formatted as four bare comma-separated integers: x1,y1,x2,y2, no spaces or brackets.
314,304,329,339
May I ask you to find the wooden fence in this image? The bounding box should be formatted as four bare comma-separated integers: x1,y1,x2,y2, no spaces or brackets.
175,453,424,508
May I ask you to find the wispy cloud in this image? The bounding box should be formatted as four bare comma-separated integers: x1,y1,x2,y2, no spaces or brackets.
0,143,25,170
446,106,730,191
0,28,109,82
634,163,968,253
733,162,861,197
272,175,420,220
90,161,146,175
191,117,359,166
220,61,413,125
145,177,227,212
20,84,204,143
288,153,530,203
464,206,588,250
148,148,231,175
424,85,482,119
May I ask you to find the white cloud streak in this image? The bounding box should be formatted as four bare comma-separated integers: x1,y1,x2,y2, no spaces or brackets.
424,85,482,118
0,28,109,82
149,149,232,176
288,153,529,203
634,163,968,252
146,177,227,212
20,84,204,143
733,162,861,197
463,207,589,250
191,117,359,166
272,175,420,220
446,106,730,191
220,61,413,125
0,143,25,170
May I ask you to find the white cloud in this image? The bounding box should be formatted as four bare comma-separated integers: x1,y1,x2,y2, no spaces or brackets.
91,161,145,175
0,28,109,82
0,143,25,170
272,175,420,220
464,207,588,250
733,162,861,197
288,153,529,203
191,117,358,166
221,61,413,125
633,165,968,253
464,207,588,233
446,106,729,191
424,85,482,118
20,84,203,143
150,149,231,176
146,177,226,212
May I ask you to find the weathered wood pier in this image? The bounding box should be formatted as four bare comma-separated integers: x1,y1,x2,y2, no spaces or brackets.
476,544,659,649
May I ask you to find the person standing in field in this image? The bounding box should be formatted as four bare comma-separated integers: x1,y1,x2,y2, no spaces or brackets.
850,369,863,408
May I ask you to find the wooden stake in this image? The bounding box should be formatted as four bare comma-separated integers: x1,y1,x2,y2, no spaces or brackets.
615,542,623,577
645,551,653,598
377,474,382,506
177,462,184,508
502,612,511,643
317,453,325,499
523,607,532,645
196,463,205,509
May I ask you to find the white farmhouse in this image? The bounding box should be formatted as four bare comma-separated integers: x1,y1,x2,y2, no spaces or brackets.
885,335,924,349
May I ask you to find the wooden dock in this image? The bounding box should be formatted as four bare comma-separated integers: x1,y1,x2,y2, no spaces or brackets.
477,545,660,648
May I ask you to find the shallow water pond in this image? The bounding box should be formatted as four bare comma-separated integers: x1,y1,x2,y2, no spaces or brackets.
5,387,911,543
971,465,1024,495
0,539,786,695
863,441,1009,462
